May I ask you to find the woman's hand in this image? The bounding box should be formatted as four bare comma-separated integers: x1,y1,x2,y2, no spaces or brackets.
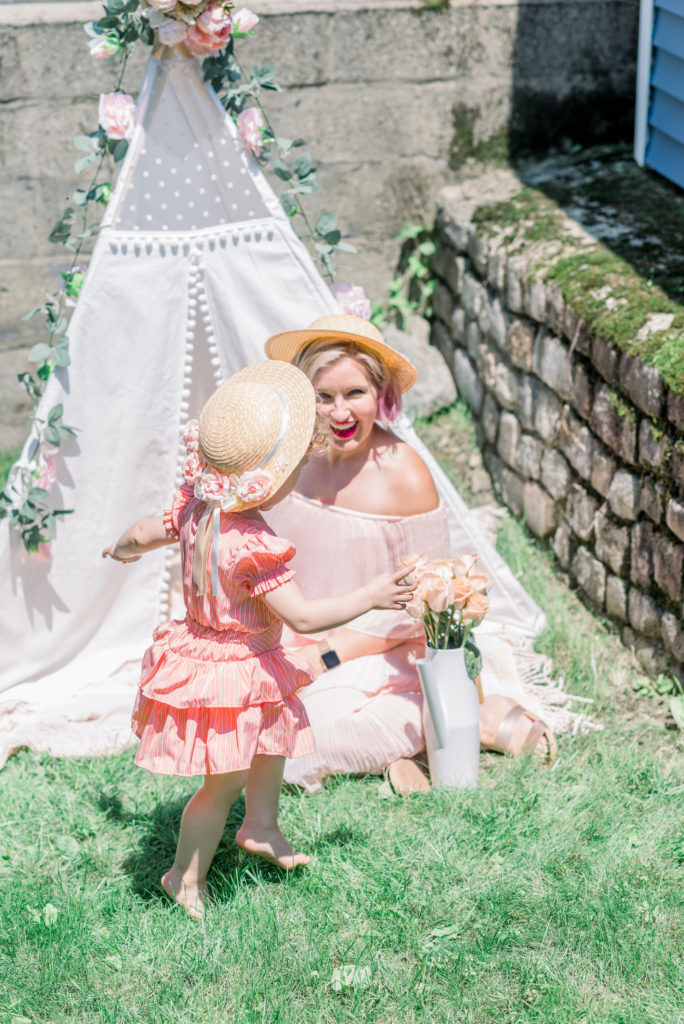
364,567,415,610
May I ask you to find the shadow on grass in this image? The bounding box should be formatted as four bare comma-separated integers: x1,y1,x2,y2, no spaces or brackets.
117,790,326,906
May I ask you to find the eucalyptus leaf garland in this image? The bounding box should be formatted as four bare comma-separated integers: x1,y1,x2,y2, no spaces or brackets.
1,2,352,553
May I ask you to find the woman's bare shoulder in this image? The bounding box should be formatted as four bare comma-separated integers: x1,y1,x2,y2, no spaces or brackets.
374,431,440,515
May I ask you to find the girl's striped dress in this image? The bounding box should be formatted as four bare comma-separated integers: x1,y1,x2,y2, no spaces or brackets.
132,485,314,776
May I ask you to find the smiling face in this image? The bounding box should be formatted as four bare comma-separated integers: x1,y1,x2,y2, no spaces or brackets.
312,355,379,453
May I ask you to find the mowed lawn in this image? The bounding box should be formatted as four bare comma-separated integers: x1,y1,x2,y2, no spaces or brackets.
1,407,683,1024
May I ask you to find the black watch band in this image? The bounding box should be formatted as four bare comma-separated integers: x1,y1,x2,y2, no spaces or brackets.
318,639,341,671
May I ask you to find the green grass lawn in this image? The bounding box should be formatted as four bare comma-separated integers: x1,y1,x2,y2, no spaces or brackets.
1,409,683,1024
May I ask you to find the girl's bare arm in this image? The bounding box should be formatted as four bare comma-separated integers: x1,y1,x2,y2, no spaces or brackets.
261,569,413,634
102,515,176,562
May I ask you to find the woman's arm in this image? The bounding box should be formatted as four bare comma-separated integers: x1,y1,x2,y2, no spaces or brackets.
102,515,177,562
261,571,413,634
293,628,407,679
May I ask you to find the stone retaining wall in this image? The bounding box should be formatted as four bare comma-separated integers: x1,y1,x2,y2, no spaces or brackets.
430,201,684,680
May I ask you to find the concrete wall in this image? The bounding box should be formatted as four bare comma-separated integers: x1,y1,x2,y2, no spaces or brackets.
0,0,639,448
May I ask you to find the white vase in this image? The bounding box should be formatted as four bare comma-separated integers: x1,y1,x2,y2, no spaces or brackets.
416,645,480,789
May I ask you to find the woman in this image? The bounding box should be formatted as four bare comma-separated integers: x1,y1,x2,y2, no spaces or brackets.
264,314,555,794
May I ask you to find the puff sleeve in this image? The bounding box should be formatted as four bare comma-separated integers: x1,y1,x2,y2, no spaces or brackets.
233,531,296,596
163,484,195,540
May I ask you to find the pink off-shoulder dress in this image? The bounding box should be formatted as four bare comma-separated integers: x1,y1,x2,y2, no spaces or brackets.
132,485,315,776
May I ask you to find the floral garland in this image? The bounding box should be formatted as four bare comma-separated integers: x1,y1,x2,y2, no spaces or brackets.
1,1,372,555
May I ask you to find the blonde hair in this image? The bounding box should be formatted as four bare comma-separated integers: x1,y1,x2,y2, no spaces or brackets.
293,341,402,425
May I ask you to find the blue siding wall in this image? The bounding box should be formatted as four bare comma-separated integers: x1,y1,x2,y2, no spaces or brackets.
647,1,684,188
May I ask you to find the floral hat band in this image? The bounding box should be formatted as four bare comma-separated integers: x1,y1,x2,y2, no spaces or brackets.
179,360,316,595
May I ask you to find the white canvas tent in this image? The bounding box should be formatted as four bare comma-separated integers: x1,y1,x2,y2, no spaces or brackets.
0,48,548,768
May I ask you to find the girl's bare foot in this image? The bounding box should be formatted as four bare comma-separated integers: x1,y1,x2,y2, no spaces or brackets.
235,824,310,869
161,869,208,921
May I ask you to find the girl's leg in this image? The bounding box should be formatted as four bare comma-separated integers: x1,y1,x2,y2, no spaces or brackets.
163,768,249,919
236,754,310,869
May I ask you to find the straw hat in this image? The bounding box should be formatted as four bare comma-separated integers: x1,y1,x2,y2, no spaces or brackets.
264,314,418,393
198,360,315,510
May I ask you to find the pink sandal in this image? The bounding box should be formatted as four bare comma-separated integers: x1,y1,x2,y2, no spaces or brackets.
484,700,557,762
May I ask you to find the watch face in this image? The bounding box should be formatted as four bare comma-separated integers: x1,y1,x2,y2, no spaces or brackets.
321,648,341,670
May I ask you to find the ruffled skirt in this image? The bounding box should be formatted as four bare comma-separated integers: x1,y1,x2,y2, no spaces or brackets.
132,618,315,776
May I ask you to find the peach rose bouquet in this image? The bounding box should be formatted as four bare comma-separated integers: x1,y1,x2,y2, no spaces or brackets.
400,553,491,676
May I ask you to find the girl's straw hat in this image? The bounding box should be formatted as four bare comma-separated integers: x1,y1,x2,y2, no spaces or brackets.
264,314,418,393
198,360,315,511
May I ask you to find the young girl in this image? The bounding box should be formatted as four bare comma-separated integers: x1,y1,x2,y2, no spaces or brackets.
102,361,414,920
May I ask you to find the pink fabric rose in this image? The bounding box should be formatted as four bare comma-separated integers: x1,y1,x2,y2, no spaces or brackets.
157,18,189,46
233,7,259,32
237,107,265,157
89,35,121,60
32,543,53,563
37,455,56,490
98,91,136,142
331,282,372,321
186,2,232,53
183,452,205,485
195,467,229,502
236,469,272,504
183,419,201,452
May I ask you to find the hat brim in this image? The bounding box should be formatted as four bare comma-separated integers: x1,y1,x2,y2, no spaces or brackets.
265,327,418,393
201,361,316,512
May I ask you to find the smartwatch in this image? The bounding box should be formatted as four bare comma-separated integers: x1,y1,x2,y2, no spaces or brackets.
318,638,341,671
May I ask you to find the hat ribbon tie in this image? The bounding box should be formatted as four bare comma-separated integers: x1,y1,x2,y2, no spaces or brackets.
192,502,222,596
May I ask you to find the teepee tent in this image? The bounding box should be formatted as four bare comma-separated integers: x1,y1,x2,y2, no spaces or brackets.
0,48,546,767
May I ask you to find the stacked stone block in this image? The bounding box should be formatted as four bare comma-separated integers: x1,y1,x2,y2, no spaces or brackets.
431,208,684,678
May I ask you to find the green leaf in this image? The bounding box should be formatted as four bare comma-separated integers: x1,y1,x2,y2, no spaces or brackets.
291,137,309,148
669,696,684,731
293,153,313,178
47,404,64,424
397,223,425,240
17,372,42,404
74,153,98,176
316,213,338,237
109,139,129,163
28,343,52,364
73,134,99,154
48,316,68,338
37,363,52,382
272,160,292,181
73,189,89,208
49,208,75,244
293,178,318,195
323,229,341,245
43,425,61,446
280,193,297,217
335,241,357,254
52,341,71,369
27,487,49,503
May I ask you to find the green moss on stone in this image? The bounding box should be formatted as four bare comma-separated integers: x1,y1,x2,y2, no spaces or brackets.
608,389,636,423
469,150,684,395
